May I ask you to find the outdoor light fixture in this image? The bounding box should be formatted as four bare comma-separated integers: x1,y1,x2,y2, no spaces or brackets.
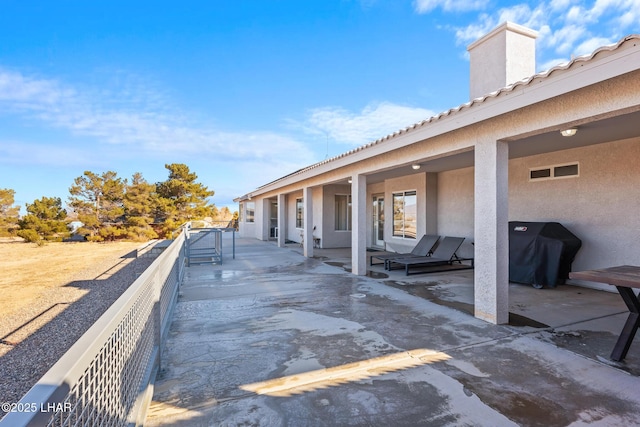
348,178,352,184
560,128,578,137
412,164,421,170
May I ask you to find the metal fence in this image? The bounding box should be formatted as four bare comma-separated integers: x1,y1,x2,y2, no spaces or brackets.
185,226,235,266
0,232,187,427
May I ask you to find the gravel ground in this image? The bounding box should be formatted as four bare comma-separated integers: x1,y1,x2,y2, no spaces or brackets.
0,250,156,418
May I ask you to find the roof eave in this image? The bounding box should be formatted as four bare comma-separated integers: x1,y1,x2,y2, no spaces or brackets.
241,34,640,198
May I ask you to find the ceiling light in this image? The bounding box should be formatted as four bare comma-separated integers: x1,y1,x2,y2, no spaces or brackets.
560,128,578,137
412,164,421,170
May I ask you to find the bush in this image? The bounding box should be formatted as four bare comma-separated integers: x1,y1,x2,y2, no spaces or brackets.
17,229,41,244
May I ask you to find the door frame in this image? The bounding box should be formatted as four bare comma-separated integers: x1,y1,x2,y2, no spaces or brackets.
372,193,385,249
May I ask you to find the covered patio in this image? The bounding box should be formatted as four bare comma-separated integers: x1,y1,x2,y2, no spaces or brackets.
146,236,640,426
237,30,640,327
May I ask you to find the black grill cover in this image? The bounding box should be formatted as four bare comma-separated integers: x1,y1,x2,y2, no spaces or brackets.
509,221,582,288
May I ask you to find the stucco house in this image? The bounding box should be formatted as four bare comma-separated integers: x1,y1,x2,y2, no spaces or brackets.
235,22,640,325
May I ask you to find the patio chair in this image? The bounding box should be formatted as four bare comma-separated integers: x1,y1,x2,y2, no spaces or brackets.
387,236,470,275
370,235,440,268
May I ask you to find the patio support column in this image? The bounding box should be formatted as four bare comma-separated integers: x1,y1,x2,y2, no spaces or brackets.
425,173,438,235
303,186,313,258
261,198,270,241
277,193,286,248
351,173,367,275
474,139,509,324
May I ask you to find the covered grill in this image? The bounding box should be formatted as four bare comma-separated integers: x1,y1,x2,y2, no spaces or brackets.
509,221,582,288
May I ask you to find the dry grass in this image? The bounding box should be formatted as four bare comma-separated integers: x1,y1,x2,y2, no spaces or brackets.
0,240,155,411
0,241,145,319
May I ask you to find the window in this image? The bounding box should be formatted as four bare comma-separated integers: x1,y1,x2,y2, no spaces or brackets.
530,162,579,181
335,195,352,231
392,191,417,239
296,198,304,228
245,201,255,223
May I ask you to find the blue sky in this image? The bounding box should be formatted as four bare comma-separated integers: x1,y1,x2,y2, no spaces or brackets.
1,0,638,213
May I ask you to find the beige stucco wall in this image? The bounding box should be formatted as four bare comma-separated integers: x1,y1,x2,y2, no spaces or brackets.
322,184,352,248
312,187,323,244
434,138,640,290
384,172,427,253
237,217,256,238
509,137,640,279
237,201,257,238
274,187,325,245
241,137,639,277
468,22,537,100
438,166,475,238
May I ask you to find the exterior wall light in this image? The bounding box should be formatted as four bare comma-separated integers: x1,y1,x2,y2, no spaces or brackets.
560,128,578,137
348,178,352,184
412,164,421,170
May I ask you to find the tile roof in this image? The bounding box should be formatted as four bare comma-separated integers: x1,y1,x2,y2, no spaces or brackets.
253,34,640,194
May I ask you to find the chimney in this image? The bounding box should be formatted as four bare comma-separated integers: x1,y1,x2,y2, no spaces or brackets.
467,22,538,100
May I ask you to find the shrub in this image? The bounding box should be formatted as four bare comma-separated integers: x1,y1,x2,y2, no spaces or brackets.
17,229,41,244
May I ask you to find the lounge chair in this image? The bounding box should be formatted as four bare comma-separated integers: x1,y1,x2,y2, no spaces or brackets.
369,235,440,268
387,236,472,275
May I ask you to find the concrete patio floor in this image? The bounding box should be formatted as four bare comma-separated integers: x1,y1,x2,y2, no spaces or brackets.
145,237,640,427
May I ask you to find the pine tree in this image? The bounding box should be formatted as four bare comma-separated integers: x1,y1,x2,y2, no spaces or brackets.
69,171,126,241
155,163,216,236
123,173,158,241
17,196,69,242
0,188,20,237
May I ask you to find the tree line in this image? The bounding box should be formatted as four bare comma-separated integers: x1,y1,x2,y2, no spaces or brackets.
0,163,236,243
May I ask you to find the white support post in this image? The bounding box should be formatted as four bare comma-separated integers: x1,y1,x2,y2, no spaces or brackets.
425,173,438,235
351,174,367,275
303,187,313,258
277,193,286,248
261,198,270,241
474,139,509,324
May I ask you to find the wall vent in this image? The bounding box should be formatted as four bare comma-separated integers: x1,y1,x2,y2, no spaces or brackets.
529,162,579,181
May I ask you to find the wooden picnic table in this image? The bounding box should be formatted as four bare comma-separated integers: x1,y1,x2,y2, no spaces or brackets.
569,265,640,361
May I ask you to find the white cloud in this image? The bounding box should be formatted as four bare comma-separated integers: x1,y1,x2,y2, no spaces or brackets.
539,24,587,55
548,0,574,12
565,5,585,22
601,0,640,32
438,0,638,72
573,36,617,56
495,4,540,28
453,15,495,45
0,67,316,168
413,0,488,13
295,102,436,147
618,8,639,26
0,69,73,111
453,3,550,46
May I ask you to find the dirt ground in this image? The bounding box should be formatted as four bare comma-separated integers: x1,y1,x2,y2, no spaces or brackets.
0,240,157,413
0,241,146,323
